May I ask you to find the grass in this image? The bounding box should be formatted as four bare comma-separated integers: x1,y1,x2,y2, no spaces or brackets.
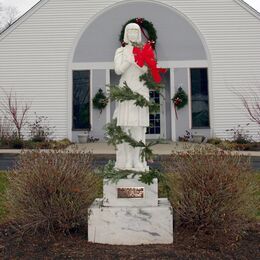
0,171,8,222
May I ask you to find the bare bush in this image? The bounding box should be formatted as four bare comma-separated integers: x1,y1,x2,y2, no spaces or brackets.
5,149,101,235
240,90,260,126
0,89,31,139
162,146,257,236
28,112,55,142
0,116,14,144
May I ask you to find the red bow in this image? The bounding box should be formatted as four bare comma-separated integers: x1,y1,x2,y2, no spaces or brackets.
133,42,167,83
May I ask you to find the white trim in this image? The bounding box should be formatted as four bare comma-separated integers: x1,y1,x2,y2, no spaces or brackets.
208,66,214,137
146,86,166,140
90,70,93,130
160,86,167,139
68,69,73,140
72,60,208,70
146,134,161,140
187,68,192,129
233,0,260,21
105,69,111,124
170,68,176,141
189,67,212,132
0,0,50,42
68,0,212,141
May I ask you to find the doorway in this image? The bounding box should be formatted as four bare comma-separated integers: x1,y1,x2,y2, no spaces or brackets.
109,69,169,140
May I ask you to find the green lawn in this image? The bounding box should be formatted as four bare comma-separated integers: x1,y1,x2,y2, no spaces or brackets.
0,171,8,221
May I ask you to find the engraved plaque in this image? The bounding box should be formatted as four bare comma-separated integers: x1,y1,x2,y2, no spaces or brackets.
117,187,144,198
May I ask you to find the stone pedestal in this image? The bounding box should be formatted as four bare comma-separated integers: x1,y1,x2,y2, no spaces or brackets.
88,176,173,245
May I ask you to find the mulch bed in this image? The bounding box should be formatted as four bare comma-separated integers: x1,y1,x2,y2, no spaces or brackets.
0,222,259,259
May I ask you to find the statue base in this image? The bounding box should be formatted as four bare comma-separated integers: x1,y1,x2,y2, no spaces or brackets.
88,198,173,245
88,176,173,245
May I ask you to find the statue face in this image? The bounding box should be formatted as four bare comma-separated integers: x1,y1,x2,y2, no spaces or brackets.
127,29,139,43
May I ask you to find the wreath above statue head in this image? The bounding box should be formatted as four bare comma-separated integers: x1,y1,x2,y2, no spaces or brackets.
119,18,157,49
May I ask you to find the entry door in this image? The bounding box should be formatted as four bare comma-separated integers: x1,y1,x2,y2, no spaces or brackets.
145,69,169,140
145,88,166,139
109,69,167,140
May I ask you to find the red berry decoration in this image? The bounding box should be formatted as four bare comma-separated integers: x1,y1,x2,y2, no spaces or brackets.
136,18,144,24
172,87,188,110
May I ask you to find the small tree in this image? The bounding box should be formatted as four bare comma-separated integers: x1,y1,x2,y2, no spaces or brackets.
240,90,260,126
28,112,55,142
0,89,31,140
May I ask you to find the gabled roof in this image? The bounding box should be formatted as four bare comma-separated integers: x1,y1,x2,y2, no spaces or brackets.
0,0,48,40
0,0,259,41
235,0,260,19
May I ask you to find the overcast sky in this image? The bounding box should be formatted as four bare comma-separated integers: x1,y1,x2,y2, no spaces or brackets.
0,0,259,17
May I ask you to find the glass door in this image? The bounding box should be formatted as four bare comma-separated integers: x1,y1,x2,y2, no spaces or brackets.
145,69,169,140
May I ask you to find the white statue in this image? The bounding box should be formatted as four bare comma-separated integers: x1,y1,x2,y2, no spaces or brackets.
113,23,150,172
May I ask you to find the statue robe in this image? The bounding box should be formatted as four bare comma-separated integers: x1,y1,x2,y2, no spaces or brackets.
112,45,150,127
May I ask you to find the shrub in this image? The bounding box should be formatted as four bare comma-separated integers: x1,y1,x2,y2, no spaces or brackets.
28,113,55,142
10,136,25,149
0,171,8,221
5,149,101,235
226,123,253,144
0,116,14,147
207,137,222,145
162,146,257,236
0,89,31,140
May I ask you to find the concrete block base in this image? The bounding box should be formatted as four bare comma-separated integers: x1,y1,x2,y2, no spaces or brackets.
88,198,173,245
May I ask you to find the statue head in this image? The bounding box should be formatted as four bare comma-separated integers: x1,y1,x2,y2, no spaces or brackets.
123,23,142,45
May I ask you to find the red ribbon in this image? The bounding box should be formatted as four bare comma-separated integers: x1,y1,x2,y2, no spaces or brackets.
133,42,167,83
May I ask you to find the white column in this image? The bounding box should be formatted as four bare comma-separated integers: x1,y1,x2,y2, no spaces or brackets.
170,68,176,141
105,69,111,124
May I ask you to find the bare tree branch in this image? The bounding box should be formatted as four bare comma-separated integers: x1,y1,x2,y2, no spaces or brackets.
0,88,31,139
232,86,260,126
0,5,19,32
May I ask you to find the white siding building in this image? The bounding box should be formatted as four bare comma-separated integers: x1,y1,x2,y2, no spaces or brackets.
0,0,259,142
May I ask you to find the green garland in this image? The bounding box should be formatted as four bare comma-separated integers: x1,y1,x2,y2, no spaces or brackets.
172,87,188,109
95,160,166,186
139,71,165,92
92,88,109,113
104,118,168,162
107,81,160,114
119,18,157,49
100,18,169,185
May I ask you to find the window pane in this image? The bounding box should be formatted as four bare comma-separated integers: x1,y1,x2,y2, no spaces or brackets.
73,70,90,129
191,68,209,128
146,90,161,135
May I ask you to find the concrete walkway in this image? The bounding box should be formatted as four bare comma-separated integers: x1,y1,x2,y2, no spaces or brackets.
65,141,260,157
0,142,260,171
0,141,260,156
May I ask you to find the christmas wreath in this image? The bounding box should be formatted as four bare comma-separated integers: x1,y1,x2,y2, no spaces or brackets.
172,87,188,119
92,88,109,114
120,17,157,49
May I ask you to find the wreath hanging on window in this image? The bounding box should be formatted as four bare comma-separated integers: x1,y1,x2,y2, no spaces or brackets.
172,87,188,120
119,17,157,49
92,88,109,114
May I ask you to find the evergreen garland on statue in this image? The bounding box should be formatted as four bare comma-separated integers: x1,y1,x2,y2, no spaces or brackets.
97,18,169,185
107,82,160,114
